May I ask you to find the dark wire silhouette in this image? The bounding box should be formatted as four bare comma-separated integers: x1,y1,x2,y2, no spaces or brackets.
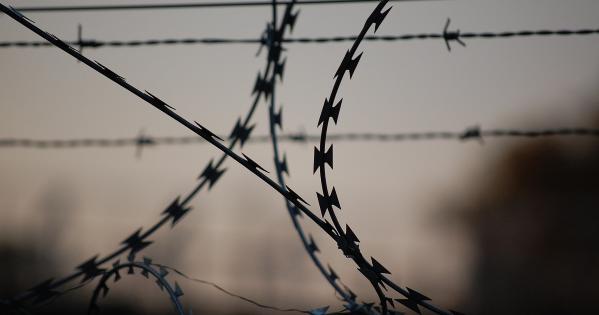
88,258,187,315
2,1,594,314
1,128,598,150
12,0,442,13
314,1,456,314
264,0,365,312
2,24,597,50
154,263,311,314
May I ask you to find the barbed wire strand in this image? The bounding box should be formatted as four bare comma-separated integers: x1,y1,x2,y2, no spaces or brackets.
2,25,597,50
11,0,443,13
2,128,596,149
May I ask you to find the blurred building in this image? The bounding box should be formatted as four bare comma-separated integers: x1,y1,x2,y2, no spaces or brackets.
458,120,599,314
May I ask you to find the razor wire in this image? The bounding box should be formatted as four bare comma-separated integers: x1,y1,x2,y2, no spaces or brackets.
4,256,321,315
1,127,599,151
88,257,187,315
0,1,572,314
265,0,370,313
2,1,589,314
0,1,304,311
314,1,460,314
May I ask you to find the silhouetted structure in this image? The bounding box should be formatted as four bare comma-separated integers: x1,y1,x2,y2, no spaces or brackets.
459,120,599,314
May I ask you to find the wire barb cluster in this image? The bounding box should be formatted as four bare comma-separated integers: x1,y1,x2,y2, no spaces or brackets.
88,256,187,315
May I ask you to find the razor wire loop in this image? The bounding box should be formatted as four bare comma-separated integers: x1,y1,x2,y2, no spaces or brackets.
264,0,373,313
315,1,461,314
88,257,187,315
0,2,299,308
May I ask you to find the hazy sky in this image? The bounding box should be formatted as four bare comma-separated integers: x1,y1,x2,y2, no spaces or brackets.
1,0,599,313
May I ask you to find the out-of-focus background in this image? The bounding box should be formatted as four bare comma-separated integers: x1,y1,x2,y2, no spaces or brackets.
1,0,599,314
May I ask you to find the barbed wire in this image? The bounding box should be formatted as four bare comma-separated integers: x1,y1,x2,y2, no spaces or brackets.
11,0,442,13
2,21,597,51
0,3,594,314
1,128,598,150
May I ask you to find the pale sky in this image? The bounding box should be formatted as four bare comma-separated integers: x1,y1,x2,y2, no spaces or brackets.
1,0,599,313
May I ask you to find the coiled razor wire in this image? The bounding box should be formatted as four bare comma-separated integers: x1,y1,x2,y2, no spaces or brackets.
88,257,187,315
4,1,590,314
0,1,302,311
314,1,460,314
265,0,371,314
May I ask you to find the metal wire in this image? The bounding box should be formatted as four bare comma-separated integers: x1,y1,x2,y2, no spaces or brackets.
12,0,443,13
2,27,597,49
315,1,454,314
1,128,598,150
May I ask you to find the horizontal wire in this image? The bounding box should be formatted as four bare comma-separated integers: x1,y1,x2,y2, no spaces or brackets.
12,0,441,13
154,263,311,314
2,28,598,49
1,128,598,149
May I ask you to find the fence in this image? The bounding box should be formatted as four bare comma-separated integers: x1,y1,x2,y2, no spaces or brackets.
1,1,598,314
